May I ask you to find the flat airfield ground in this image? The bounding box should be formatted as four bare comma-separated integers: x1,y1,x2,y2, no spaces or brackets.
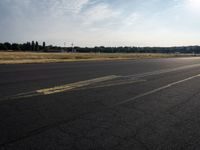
0,52,194,64
1,57,200,149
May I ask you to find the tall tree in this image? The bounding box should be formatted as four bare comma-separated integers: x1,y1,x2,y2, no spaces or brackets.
42,42,46,52
35,41,39,51
31,41,35,51
27,42,31,51
43,42,46,49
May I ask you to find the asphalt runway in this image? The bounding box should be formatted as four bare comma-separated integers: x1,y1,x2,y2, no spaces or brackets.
1,57,200,150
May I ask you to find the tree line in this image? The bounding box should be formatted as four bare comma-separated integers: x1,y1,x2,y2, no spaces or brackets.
0,41,200,54
0,41,46,52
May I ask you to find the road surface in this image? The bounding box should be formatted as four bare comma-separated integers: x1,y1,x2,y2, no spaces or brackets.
1,57,200,150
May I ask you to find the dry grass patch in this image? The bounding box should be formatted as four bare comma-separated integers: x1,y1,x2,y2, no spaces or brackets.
0,51,194,64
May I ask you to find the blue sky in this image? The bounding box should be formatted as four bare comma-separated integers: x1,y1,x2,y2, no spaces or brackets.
0,0,200,47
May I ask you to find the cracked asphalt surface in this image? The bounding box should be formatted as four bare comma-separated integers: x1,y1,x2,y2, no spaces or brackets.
1,57,200,150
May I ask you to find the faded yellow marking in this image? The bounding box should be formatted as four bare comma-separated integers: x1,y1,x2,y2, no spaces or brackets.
2,75,146,101
37,75,119,95
78,79,146,90
2,75,119,101
1,91,40,101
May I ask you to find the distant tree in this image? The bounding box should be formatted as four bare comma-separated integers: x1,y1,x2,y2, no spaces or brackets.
21,43,26,51
12,43,20,51
0,43,7,50
43,42,46,49
4,42,12,50
26,42,31,51
31,41,35,51
35,41,39,51
196,46,200,54
42,42,46,52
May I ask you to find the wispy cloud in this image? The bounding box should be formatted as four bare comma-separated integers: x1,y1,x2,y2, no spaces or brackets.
45,0,90,16
82,3,121,25
123,12,141,27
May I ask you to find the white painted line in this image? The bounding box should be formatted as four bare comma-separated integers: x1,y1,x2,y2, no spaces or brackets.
115,74,200,106
125,63,200,79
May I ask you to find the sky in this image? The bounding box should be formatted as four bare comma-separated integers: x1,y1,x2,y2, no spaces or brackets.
0,0,200,47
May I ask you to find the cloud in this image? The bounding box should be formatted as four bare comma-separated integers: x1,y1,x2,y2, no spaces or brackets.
46,0,90,16
1,0,200,46
184,0,200,12
1,0,90,19
123,12,141,26
81,3,121,25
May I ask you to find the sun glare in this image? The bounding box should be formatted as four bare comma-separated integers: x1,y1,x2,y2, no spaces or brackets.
186,0,200,12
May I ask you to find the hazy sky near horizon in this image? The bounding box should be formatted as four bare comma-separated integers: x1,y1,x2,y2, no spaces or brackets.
0,0,200,47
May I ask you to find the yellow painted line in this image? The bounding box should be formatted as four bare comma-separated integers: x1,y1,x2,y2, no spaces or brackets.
78,79,146,90
37,75,119,95
2,75,119,101
1,91,40,101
